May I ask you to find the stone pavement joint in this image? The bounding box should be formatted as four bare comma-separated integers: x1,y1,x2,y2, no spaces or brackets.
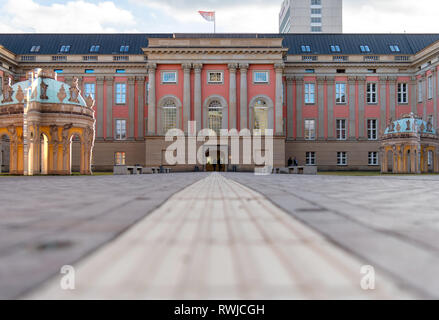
28,173,412,299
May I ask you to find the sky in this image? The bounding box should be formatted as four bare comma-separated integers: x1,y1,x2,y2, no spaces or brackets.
0,0,438,34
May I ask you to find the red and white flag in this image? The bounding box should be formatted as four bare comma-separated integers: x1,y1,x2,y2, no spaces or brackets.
198,11,215,22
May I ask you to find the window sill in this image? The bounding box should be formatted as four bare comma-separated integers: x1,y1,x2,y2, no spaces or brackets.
367,103,378,105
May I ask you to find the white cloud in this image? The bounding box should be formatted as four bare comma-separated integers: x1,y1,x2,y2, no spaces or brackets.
0,0,137,33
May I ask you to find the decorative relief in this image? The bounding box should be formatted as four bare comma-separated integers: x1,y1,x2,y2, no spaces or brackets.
406,120,411,131
40,80,48,100
50,125,59,144
396,122,401,132
57,85,67,103
420,122,425,132
2,82,14,103
427,121,433,132
85,94,95,109
68,78,80,103
16,85,24,103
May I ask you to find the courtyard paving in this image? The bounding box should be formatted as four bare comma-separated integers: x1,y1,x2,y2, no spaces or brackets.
0,172,438,299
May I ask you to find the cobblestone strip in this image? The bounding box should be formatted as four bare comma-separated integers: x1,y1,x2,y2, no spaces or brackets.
27,173,412,299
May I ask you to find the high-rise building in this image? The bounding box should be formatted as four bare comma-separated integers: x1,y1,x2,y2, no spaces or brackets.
279,0,343,33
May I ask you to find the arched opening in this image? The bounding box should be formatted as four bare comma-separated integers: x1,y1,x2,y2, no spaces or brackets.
407,149,411,173
161,99,177,135
70,134,81,174
205,148,226,172
387,150,393,173
428,150,434,173
208,100,223,135
0,135,10,174
254,99,268,134
39,133,49,175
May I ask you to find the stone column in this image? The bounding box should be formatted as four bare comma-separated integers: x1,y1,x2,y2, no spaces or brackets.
410,76,417,115
105,76,113,139
228,63,238,130
96,77,104,139
358,77,366,139
317,76,325,139
327,77,334,139
422,75,427,119
239,63,249,130
193,63,203,132
296,77,304,139
128,77,135,139
274,63,284,135
182,63,192,134
348,76,356,140
389,77,397,121
136,76,145,138
147,63,157,135
380,76,388,134
286,76,294,138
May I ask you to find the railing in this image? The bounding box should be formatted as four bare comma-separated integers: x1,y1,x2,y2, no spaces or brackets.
113,56,129,61
52,56,67,62
83,56,98,61
364,56,380,62
20,56,36,62
395,56,410,61
333,55,349,62
302,55,318,62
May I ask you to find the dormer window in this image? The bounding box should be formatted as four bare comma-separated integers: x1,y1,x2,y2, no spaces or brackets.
390,45,401,52
330,45,341,52
90,45,100,53
120,45,129,53
30,45,40,53
301,45,311,52
360,45,371,53
60,45,71,53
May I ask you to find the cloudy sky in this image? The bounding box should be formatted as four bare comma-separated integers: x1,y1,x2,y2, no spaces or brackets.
0,0,437,34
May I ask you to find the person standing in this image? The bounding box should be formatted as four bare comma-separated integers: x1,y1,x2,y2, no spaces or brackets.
288,157,293,167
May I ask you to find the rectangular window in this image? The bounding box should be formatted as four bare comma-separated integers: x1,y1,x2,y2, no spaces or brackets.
85,69,94,74
335,83,347,104
311,8,321,14
254,71,269,83
115,152,126,165
337,152,347,166
311,17,322,23
116,69,126,74
367,83,377,104
418,81,423,102
306,152,316,166
336,119,347,140
368,152,379,166
162,71,177,84
428,76,433,99
115,83,126,104
304,119,316,140
207,71,223,84
311,26,322,32
304,83,315,104
311,0,322,5
397,83,408,104
54,69,63,73
367,119,378,140
115,119,127,140
84,83,96,99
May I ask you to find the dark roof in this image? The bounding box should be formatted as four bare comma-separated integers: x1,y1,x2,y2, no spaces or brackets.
0,33,439,56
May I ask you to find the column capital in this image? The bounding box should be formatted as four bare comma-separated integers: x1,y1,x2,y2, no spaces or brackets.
379,76,388,84
193,63,203,73
182,63,192,72
286,76,295,85
317,76,326,84
147,63,157,71
325,76,335,83
96,77,105,84
239,63,249,72
135,76,145,82
274,63,285,72
388,76,398,83
104,76,114,84
128,76,136,85
348,76,356,84
228,63,238,72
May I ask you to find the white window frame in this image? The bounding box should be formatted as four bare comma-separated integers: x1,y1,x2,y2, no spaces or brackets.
115,83,126,104
366,83,377,104
207,71,224,84
253,71,269,84
115,152,126,165
397,83,408,104
336,119,347,141
304,119,316,141
367,119,378,141
337,152,347,166
115,119,127,140
84,83,96,99
161,71,177,84
428,76,433,100
368,152,379,166
304,83,315,104
335,82,347,104
306,152,316,166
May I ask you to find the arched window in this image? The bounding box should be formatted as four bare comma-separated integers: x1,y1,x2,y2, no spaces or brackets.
162,99,177,134
208,100,222,134
254,99,268,132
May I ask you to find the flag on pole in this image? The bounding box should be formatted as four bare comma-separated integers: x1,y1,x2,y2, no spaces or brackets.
198,11,216,33
198,11,215,22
